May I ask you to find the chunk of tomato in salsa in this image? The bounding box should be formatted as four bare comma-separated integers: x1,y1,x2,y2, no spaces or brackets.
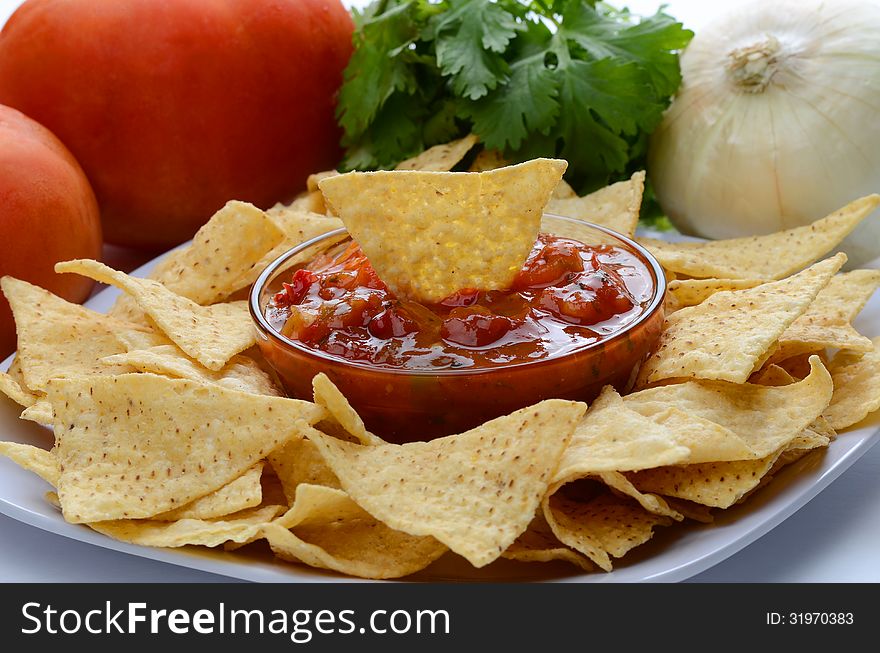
268,234,646,368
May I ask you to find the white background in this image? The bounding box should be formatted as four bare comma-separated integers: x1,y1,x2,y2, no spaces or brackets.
1,0,879,583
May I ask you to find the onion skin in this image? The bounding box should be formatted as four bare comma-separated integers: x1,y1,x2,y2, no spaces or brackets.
648,0,880,265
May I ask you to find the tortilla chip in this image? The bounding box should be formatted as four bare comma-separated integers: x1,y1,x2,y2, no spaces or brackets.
154,463,265,521
751,363,837,441
543,491,672,571
553,386,753,476
0,371,38,408
20,399,53,426
552,179,577,200
101,345,281,396
318,159,567,303
312,374,383,446
626,453,783,509
305,399,584,567
286,190,327,215
666,278,764,310
107,294,150,325
626,357,833,459
268,437,342,504
502,513,595,571
545,171,645,237
769,270,880,361
825,339,880,430
0,442,59,486
48,373,323,523
638,194,879,280
143,201,284,305
89,505,283,548
55,260,255,371
1,277,151,391
264,484,447,579
468,148,508,171
234,210,344,291
307,170,339,192
596,472,682,521
663,497,714,523
637,254,845,385
395,134,479,171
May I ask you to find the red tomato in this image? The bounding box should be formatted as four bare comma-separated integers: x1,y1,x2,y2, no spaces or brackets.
0,0,353,248
0,104,102,356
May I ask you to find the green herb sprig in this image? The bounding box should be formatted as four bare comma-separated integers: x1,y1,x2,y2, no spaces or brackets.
336,0,692,194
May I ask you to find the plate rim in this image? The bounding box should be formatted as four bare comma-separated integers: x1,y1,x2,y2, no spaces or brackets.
1,247,879,583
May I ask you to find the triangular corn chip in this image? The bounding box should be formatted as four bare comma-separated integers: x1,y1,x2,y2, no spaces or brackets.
154,463,265,521
769,270,880,361
89,505,283,548
319,159,567,302
395,134,479,171
666,278,764,310
543,491,673,572
637,254,845,385
312,374,383,446
6,355,27,388
0,371,38,408
595,472,682,521
552,179,577,199
546,171,645,237
143,200,284,305
825,339,880,430
1,277,149,390
639,195,879,280
468,148,508,171
269,437,342,504
263,484,447,579
233,209,343,291
626,357,832,459
101,345,280,396
307,170,339,192
20,399,53,426
305,399,584,567
287,190,328,214
0,441,59,486
48,373,323,523
55,260,255,371
626,453,783,509
502,513,595,571
553,386,755,477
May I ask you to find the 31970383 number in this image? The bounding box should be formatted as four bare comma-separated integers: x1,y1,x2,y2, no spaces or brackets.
766,613,855,625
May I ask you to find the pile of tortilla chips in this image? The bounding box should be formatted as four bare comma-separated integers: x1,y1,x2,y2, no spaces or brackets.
2,135,880,580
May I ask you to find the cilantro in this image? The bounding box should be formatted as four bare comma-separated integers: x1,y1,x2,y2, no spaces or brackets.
336,0,693,192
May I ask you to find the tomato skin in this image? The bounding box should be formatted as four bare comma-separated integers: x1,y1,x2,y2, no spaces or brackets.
441,307,515,347
514,235,586,290
0,0,353,248
538,269,635,325
0,104,102,356
368,308,419,339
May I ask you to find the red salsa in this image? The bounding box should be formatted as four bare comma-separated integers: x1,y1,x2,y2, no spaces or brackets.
266,233,654,370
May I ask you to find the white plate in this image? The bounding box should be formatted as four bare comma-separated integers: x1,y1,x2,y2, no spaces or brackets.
1,251,879,583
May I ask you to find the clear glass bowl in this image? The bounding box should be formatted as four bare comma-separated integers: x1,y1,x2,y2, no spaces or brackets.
249,214,666,443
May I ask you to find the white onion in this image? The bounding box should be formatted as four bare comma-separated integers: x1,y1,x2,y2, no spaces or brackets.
648,0,880,266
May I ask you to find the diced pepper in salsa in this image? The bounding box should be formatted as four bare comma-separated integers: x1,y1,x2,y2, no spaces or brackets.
266,233,654,370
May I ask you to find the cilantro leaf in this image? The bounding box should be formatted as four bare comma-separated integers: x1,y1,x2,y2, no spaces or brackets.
559,2,693,99
335,0,693,191
432,0,523,100
336,1,421,141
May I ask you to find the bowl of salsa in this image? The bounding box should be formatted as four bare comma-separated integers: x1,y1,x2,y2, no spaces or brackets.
250,214,666,442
